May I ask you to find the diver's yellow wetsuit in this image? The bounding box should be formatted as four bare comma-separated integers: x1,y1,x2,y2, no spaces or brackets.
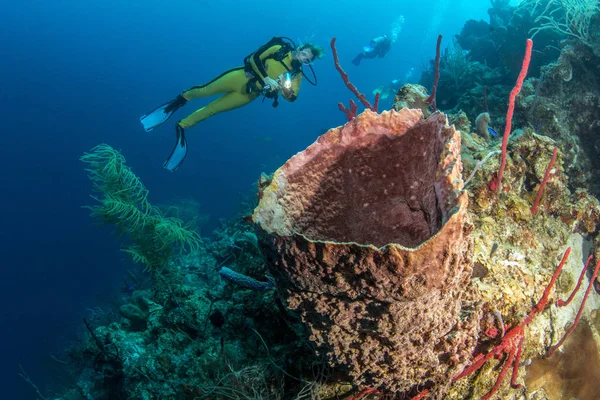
177,37,303,130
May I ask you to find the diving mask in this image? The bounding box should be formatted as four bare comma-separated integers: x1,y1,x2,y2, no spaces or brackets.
297,49,313,65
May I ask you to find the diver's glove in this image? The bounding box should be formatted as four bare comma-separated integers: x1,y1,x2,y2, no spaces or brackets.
262,77,281,93
163,124,188,172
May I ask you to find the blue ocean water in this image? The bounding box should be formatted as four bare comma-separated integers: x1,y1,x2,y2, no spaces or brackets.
0,0,490,397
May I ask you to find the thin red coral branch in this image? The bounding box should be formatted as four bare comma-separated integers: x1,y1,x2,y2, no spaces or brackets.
373,92,380,113
510,336,524,389
426,35,442,112
490,38,533,191
410,388,430,400
330,37,379,120
523,247,570,325
481,345,517,400
338,100,358,121
547,256,600,357
531,146,558,214
345,387,380,400
556,254,593,307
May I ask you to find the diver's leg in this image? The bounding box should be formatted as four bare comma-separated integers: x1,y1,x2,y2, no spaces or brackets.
182,67,247,100
163,91,257,171
178,91,256,129
141,68,247,132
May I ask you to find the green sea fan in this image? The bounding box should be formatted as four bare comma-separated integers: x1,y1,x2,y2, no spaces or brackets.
81,144,200,269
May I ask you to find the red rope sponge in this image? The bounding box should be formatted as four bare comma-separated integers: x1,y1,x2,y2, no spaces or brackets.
331,37,379,120
530,146,558,215
490,38,533,191
426,35,442,111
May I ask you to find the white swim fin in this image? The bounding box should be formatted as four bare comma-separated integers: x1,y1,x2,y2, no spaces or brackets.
140,95,187,132
163,125,188,172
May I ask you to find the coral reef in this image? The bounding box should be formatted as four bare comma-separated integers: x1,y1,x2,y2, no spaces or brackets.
522,41,600,192
418,1,600,195
393,83,431,117
55,120,599,400
45,217,332,400
446,112,600,399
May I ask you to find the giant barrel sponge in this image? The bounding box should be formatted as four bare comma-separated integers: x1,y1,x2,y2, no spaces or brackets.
252,109,479,394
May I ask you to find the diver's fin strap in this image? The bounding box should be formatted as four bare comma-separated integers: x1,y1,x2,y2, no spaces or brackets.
163,125,188,172
165,95,187,113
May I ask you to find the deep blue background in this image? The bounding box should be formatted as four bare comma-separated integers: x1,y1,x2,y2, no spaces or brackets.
0,0,489,397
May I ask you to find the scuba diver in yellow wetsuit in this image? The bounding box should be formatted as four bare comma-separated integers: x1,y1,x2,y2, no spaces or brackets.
140,37,324,171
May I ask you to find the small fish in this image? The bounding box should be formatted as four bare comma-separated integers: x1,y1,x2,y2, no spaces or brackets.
490,242,499,257
488,127,498,137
